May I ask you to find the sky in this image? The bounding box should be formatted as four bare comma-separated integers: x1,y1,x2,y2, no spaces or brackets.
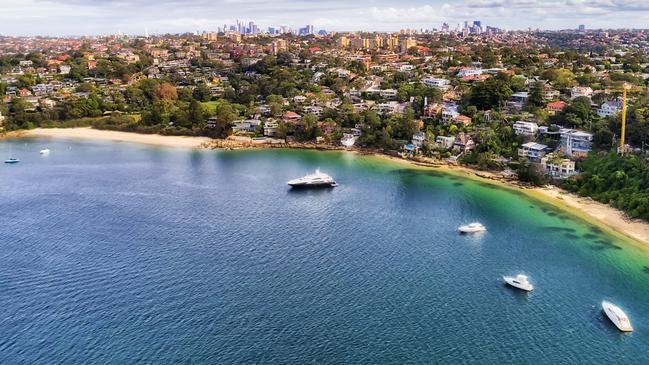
0,0,648,36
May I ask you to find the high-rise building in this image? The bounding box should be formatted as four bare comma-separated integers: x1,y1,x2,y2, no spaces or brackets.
399,37,416,54
578,24,586,32
271,39,288,55
337,36,350,48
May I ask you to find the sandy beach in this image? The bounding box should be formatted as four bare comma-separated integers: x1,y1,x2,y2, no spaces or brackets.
19,127,211,148
9,127,649,249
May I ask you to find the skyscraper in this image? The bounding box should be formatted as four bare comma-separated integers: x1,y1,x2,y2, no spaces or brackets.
578,24,586,32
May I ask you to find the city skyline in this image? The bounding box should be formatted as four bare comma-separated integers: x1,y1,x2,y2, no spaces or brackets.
1,0,649,36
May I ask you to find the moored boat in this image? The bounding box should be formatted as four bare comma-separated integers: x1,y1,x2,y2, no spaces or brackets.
40,149,51,155
503,274,534,291
458,222,486,233
4,158,20,164
288,169,337,188
602,300,633,332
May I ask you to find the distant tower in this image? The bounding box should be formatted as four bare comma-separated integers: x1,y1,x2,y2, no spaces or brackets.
578,24,586,32
145,27,149,38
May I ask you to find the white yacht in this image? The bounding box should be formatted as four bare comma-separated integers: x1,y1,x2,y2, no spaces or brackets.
503,274,534,291
602,301,633,332
287,169,338,188
458,222,486,233
40,149,51,155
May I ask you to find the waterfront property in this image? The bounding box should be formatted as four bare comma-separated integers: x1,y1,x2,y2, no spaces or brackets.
518,142,548,162
541,153,577,178
560,129,593,157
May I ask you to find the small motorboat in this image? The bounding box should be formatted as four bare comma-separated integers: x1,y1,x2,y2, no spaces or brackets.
40,149,51,155
458,222,486,233
4,158,20,164
503,274,534,291
602,300,633,332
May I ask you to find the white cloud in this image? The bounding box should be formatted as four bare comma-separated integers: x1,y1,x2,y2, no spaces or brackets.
0,0,647,35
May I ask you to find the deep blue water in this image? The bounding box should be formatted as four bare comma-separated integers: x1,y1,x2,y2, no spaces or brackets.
1,137,649,364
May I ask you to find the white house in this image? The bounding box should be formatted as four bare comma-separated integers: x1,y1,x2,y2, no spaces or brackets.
232,119,262,133
560,129,593,157
436,135,456,149
570,86,593,99
518,142,548,162
513,121,539,136
380,89,398,98
541,153,577,178
422,77,451,90
293,95,307,103
441,103,460,123
303,106,323,116
263,120,279,137
412,131,426,148
597,99,623,117
456,68,483,77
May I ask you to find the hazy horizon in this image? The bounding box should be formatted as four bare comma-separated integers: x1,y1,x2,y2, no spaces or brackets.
1,0,649,36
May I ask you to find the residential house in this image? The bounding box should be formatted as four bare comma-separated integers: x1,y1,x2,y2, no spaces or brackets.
518,142,548,162
232,119,262,133
456,68,483,78
508,92,529,109
263,120,279,137
570,86,593,99
380,89,398,99
453,133,475,153
374,101,402,114
423,102,443,117
453,115,472,126
546,100,567,115
513,121,539,136
293,95,307,103
560,129,593,157
597,99,623,117
303,106,323,116
283,111,301,122
541,153,577,179
441,103,460,123
411,131,426,148
206,117,219,128
436,135,456,149
422,77,451,90
318,121,337,135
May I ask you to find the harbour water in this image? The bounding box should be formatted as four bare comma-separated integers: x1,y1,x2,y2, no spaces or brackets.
1,137,649,364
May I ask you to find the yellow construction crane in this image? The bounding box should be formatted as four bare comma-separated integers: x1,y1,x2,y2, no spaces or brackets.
603,84,646,153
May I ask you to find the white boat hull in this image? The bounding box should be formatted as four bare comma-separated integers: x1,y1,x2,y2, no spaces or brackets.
458,223,486,233
602,301,633,332
503,276,534,291
288,181,337,188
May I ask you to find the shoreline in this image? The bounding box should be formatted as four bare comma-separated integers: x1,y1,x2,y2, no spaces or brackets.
12,127,212,149
8,127,649,249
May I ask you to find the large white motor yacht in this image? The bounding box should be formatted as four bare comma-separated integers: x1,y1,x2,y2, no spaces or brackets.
602,301,633,332
458,222,486,233
40,149,51,155
287,169,338,188
503,274,534,291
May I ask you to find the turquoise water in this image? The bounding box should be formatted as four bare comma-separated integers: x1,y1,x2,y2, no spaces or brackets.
1,137,649,364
